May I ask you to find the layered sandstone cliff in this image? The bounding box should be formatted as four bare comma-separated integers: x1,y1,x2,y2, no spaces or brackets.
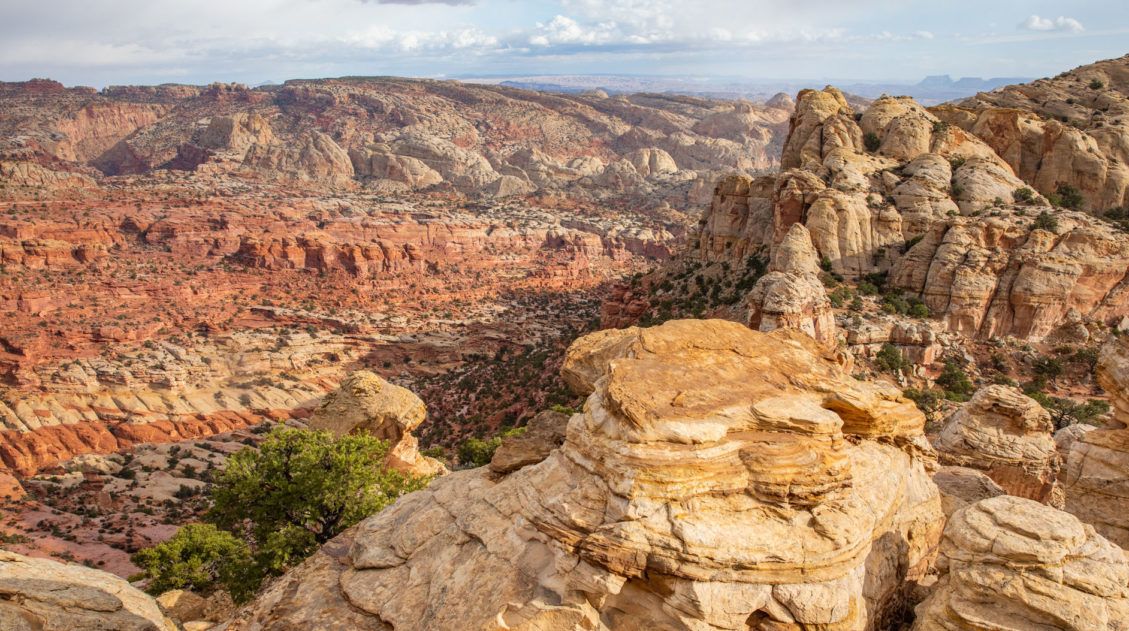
228,319,942,630
937,54,1129,212
606,79,1129,342
745,223,837,346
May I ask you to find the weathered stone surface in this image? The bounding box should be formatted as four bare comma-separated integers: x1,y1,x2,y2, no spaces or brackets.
912,495,1129,630
932,466,1005,518
309,371,446,477
156,589,206,624
487,409,568,474
939,54,1129,211
746,223,837,346
1061,334,1129,548
934,385,1059,502
890,212,1129,341
0,550,177,630
230,320,942,630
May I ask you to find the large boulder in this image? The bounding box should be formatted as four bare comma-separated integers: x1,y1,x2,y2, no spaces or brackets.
912,495,1129,630
309,371,446,477
934,385,1059,502
0,550,178,630
228,320,942,630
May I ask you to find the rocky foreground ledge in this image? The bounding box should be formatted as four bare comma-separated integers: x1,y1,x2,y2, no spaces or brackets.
223,319,945,630
4,318,1129,630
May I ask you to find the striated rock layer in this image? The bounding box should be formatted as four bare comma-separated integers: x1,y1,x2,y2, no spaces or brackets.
745,223,837,346
228,319,942,630
912,495,1129,630
934,385,1059,503
1061,333,1129,548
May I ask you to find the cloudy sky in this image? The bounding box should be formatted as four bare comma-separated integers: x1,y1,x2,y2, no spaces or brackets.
1,0,1126,87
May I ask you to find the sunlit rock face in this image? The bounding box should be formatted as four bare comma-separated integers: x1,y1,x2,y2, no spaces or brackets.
228,319,942,631
0,550,178,631
308,370,447,478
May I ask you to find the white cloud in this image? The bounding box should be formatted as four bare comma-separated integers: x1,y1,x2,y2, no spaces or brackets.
1021,15,1084,33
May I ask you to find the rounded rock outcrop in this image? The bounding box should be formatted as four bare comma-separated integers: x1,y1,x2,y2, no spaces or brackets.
228,320,942,631
308,370,446,477
1061,334,1129,548
912,495,1129,630
0,550,178,630
934,385,1059,503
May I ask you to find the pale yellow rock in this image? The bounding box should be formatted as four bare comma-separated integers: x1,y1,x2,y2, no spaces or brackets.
309,370,446,477
932,466,1005,517
746,223,837,346
229,320,942,631
912,495,1129,630
157,588,206,623
934,385,1059,502
0,550,178,631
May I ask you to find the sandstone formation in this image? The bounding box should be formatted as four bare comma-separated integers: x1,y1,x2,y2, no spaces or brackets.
0,76,791,201
932,466,1005,518
0,550,177,630
934,385,1059,503
937,54,1129,211
745,223,837,346
228,319,942,630
912,495,1129,630
890,211,1129,341
309,370,446,477
1061,333,1129,548
487,408,568,475
606,69,1129,342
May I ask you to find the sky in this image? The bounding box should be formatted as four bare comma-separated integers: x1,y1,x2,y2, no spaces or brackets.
1,0,1126,87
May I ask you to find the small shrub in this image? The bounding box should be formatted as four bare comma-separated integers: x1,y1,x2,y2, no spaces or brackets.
875,343,907,375
1049,184,1084,210
863,132,881,152
1013,187,1036,204
936,362,974,401
1090,79,1105,90
131,524,256,602
1033,211,1059,231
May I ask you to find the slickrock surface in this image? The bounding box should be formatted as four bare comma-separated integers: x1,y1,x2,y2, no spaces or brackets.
309,370,447,477
227,319,942,630
0,550,177,630
1061,334,1129,548
934,385,1059,502
912,495,1129,630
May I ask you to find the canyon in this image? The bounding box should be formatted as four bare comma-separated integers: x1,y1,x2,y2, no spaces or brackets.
2,52,1129,631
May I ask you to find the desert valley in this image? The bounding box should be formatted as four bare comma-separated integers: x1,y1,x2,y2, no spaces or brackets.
2,5,1129,629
